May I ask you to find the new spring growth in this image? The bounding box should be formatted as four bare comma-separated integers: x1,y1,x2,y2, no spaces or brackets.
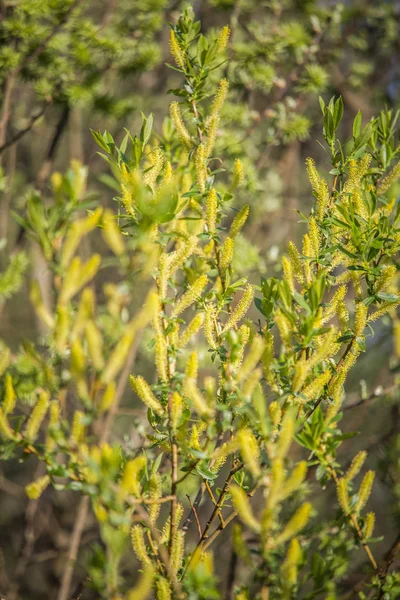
70,410,86,446
281,538,302,587
102,210,125,256
337,478,351,515
131,525,151,565
237,335,265,383
60,207,102,268
308,217,320,258
3,374,16,415
30,281,54,328
206,188,218,233
120,455,146,498
98,381,115,414
169,102,191,148
171,274,208,317
229,205,249,238
220,237,234,271
59,255,101,305
230,485,260,532
171,530,185,573
169,391,183,432
127,566,154,600
282,256,294,293
345,450,367,482
217,25,230,52
305,157,330,221
275,502,312,546
195,144,207,192
130,375,165,416
237,428,261,478
176,313,204,349
45,401,60,452
354,302,368,337
24,390,50,442
280,461,308,501
301,369,331,403
376,159,400,194
363,512,376,540
375,265,397,293
170,29,185,70
85,321,104,371
0,407,14,440
355,470,375,513
269,401,282,427
156,578,171,600
276,409,295,459
230,159,245,192
26,475,51,500
222,284,254,333
204,304,217,349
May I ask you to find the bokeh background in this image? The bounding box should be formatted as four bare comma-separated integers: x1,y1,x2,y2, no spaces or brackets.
1,1,400,598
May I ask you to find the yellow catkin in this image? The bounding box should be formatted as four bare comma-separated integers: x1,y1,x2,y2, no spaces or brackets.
232,323,251,371
171,275,208,317
184,379,214,417
230,158,244,191
0,407,14,439
156,577,171,600
308,217,320,258
345,451,367,482
3,373,16,415
275,309,292,347
269,401,282,427
98,381,116,414
195,143,207,192
355,470,375,513
148,472,162,524
205,113,220,157
375,265,397,293
24,391,50,442
280,461,307,500
169,102,191,148
204,304,217,349
237,335,265,383
184,352,198,382
302,234,312,283
131,525,151,565
275,503,312,545
130,376,165,416
354,302,368,337
30,281,54,328
282,256,295,293
127,566,154,600
45,401,60,452
363,512,375,539
160,504,184,544
229,205,249,238
276,410,295,459
206,188,218,233
337,478,351,515
242,367,262,399
144,146,164,190
70,410,85,446
171,531,185,574
376,159,400,194
101,210,125,256
322,285,347,324
368,300,400,322
26,475,51,500
176,313,204,349
281,537,302,586
85,321,104,371
170,30,185,70
237,428,261,477
154,331,168,383
220,237,234,271
287,241,304,284
168,236,198,277
301,369,331,403
394,319,400,358
222,284,254,333
121,456,147,497
230,485,260,532
170,391,183,432
217,25,230,52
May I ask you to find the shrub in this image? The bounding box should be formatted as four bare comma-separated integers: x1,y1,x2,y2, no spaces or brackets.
1,7,400,600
